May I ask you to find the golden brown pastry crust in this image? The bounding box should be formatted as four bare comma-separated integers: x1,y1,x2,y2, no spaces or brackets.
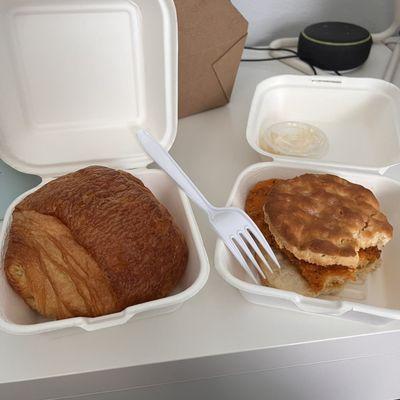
5,210,116,319
264,174,392,268
5,166,188,319
245,178,382,296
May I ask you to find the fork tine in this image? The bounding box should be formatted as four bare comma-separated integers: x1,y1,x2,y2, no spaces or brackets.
240,230,274,275
245,221,281,269
234,235,267,278
224,239,259,284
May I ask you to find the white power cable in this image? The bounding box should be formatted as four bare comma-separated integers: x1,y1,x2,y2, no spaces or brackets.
384,37,400,82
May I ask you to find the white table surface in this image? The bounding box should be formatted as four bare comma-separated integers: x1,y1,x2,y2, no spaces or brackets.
2,57,400,399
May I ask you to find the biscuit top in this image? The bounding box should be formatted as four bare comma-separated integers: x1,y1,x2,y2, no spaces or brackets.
264,174,393,268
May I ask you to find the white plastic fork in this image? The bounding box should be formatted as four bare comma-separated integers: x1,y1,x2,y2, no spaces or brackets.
137,130,281,283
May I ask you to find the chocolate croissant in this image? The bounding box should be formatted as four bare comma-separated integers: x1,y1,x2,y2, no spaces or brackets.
5,166,188,320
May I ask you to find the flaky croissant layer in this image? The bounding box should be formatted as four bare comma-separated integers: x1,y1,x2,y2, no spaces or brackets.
5,166,188,320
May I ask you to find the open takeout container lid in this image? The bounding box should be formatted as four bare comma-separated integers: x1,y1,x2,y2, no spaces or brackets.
246,74,400,175
0,0,178,177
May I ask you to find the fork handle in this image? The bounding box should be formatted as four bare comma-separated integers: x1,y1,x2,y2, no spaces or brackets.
137,130,217,215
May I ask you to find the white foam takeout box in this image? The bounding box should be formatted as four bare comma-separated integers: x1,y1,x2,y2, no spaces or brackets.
0,0,209,334
215,75,400,325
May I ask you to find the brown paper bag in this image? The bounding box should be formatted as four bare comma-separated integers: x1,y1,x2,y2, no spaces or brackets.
174,0,248,118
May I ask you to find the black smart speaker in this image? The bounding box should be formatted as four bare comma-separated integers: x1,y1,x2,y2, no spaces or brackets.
298,21,373,71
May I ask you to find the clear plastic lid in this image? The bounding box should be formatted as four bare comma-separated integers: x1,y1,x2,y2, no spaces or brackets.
259,121,329,159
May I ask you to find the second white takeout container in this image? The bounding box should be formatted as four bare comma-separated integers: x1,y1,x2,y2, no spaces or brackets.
215,75,400,325
0,0,209,334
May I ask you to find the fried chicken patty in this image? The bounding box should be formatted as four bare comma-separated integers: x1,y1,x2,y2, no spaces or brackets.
245,179,381,295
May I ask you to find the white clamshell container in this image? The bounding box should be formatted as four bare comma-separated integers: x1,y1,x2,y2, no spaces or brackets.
246,75,400,174
215,75,400,325
0,0,209,334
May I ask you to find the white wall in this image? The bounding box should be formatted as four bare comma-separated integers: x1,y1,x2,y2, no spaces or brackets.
232,0,395,45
